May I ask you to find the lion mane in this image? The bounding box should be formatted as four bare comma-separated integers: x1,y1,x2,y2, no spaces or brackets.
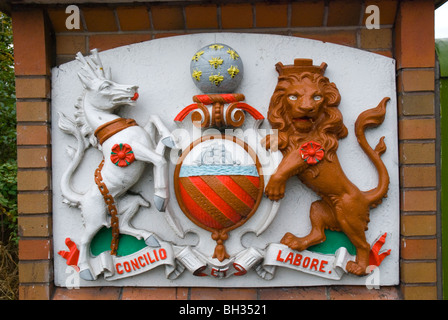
267,72,348,162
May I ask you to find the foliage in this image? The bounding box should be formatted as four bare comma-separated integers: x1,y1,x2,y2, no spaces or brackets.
0,160,17,244
0,12,16,244
0,12,15,163
0,12,17,300
0,12,16,242
0,241,17,300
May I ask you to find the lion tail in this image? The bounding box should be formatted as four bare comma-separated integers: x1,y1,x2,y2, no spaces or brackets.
354,97,390,208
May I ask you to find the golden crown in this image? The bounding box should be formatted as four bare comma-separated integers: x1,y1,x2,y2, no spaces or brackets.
275,58,327,76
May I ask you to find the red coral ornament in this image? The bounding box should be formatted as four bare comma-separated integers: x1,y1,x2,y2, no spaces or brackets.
58,238,80,271
110,143,135,167
369,232,391,267
300,141,324,165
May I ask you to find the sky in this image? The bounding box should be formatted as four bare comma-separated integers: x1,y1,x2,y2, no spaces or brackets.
436,2,448,38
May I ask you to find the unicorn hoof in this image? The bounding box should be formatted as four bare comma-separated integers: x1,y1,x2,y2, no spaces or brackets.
79,269,95,281
145,235,161,248
161,136,177,149
154,195,168,212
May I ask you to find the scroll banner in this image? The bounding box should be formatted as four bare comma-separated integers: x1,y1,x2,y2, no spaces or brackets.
87,241,357,281
262,243,356,280
173,243,356,280
89,241,184,281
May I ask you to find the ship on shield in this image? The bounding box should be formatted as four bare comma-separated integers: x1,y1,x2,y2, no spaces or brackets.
174,135,264,262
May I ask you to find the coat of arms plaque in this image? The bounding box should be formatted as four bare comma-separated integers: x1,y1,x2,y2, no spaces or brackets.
52,33,399,287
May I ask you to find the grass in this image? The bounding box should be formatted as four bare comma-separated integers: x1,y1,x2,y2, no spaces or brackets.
0,241,18,300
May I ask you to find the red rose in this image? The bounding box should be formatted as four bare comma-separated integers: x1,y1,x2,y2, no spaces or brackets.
110,143,135,167
300,141,324,165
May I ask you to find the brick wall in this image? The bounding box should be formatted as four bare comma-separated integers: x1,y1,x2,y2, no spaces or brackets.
11,0,439,300
12,8,53,300
395,0,439,300
49,1,395,65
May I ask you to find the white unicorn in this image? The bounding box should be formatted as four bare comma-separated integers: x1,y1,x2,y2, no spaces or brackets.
58,49,176,280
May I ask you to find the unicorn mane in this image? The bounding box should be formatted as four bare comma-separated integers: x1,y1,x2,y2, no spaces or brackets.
76,48,111,81
72,49,113,149
74,94,98,148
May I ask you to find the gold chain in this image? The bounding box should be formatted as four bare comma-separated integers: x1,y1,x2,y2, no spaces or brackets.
94,160,120,255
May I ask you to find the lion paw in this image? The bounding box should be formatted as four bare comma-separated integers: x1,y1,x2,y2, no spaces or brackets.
346,261,367,276
261,134,279,152
280,232,307,251
264,178,285,201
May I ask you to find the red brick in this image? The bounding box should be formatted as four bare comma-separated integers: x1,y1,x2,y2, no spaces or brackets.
154,33,184,39
327,0,362,26
293,30,357,48
329,286,400,300
398,69,435,92
121,287,188,300
18,216,51,237
185,5,218,29
221,3,253,29
401,190,437,212
15,78,50,99
19,239,51,260
400,142,435,164
56,35,86,55
370,50,393,58
52,287,121,300
259,287,326,300
17,125,50,145
12,9,50,76
401,214,436,236
89,34,152,52
17,147,51,168
360,28,392,49
16,101,49,122
399,94,434,116
190,288,257,300
19,284,51,300
401,238,437,259
151,6,184,30
17,170,51,191
401,285,437,300
255,3,288,28
399,119,436,140
395,0,435,69
19,261,52,283
83,7,118,32
291,1,325,27
116,6,151,31
401,166,436,188
18,192,52,214
401,261,437,283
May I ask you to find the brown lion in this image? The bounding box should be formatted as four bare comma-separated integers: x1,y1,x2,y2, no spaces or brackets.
263,59,390,276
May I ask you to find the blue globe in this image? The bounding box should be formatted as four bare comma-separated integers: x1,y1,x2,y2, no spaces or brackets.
190,43,244,93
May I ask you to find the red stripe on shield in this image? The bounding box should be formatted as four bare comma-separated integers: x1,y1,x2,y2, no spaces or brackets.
215,175,256,208
188,176,242,224
179,182,224,229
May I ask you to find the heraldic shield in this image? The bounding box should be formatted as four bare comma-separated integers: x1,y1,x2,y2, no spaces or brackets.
174,134,264,262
